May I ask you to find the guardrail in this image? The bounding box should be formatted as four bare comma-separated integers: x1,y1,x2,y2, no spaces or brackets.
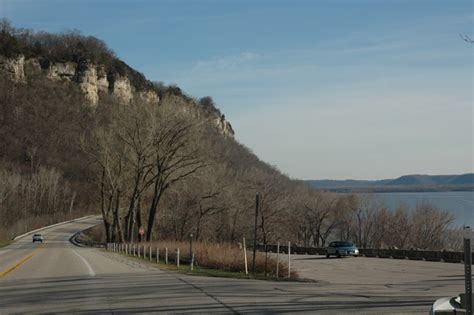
70,228,105,248
12,215,98,240
256,244,473,264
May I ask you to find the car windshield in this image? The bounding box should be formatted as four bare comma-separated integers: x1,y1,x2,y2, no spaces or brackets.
335,241,353,247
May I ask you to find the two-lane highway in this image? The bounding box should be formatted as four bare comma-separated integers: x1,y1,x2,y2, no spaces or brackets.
0,216,462,314
0,217,102,280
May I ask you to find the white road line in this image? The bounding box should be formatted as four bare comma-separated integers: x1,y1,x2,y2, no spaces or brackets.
71,249,96,277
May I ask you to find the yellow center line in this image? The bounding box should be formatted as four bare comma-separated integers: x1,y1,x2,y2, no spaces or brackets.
0,244,44,278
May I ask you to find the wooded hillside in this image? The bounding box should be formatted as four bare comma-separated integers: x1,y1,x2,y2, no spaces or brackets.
0,21,458,251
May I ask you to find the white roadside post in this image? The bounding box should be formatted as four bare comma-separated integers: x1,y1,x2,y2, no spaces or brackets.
276,242,280,278
149,246,152,261
189,234,194,271
165,248,168,264
156,247,159,263
288,241,291,278
176,248,180,268
243,237,248,275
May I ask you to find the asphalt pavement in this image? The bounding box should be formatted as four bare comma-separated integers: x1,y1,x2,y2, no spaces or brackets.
0,216,463,314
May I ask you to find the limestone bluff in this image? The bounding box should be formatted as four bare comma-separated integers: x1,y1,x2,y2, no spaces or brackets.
0,54,234,137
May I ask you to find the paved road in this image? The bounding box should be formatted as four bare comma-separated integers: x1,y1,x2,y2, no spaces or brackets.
0,216,462,314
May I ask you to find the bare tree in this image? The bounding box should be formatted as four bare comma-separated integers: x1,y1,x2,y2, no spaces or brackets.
410,202,453,250
144,114,204,241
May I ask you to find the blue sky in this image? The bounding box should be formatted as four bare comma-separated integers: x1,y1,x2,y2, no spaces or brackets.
1,0,473,179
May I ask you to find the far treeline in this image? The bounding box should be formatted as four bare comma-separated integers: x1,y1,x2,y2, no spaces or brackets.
306,174,474,193
0,21,462,251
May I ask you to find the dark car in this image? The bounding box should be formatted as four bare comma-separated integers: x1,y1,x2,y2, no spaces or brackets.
32,233,44,243
326,241,359,258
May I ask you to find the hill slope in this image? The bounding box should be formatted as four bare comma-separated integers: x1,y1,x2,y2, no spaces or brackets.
0,20,299,243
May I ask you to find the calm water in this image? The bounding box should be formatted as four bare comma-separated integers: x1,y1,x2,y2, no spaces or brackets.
374,191,474,228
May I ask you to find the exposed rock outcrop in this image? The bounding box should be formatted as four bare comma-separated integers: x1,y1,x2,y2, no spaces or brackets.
110,76,133,104
214,115,235,137
75,65,108,105
139,90,160,106
48,62,76,81
0,55,25,82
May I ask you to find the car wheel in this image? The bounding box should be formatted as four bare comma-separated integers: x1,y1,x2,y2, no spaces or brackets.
326,252,330,258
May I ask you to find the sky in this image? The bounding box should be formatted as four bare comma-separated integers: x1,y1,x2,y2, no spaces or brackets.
1,0,473,180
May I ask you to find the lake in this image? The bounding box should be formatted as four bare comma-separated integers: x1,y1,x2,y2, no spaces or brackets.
374,191,474,228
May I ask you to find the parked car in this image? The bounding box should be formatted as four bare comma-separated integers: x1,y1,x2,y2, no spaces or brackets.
430,295,462,314
326,241,359,258
32,234,44,243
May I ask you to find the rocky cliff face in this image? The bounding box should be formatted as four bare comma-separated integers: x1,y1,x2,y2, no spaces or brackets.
1,55,156,106
214,115,234,136
0,54,234,137
0,55,26,83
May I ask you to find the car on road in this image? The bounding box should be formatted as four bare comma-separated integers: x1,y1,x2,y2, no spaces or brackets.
430,295,465,314
326,241,359,258
32,233,44,243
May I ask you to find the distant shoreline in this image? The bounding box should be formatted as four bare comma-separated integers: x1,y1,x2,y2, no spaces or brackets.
320,185,474,193
306,173,474,193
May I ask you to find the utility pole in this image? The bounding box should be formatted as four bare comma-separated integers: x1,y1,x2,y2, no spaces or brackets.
252,193,259,273
464,226,472,315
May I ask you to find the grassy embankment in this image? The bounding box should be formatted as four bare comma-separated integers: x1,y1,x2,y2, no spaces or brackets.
82,225,298,281
0,240,12,248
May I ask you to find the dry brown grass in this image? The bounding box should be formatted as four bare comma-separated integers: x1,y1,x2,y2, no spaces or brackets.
136,240,298,278
81,224,107,242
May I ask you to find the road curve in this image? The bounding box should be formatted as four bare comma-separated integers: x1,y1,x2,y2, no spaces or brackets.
0,216,442,314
